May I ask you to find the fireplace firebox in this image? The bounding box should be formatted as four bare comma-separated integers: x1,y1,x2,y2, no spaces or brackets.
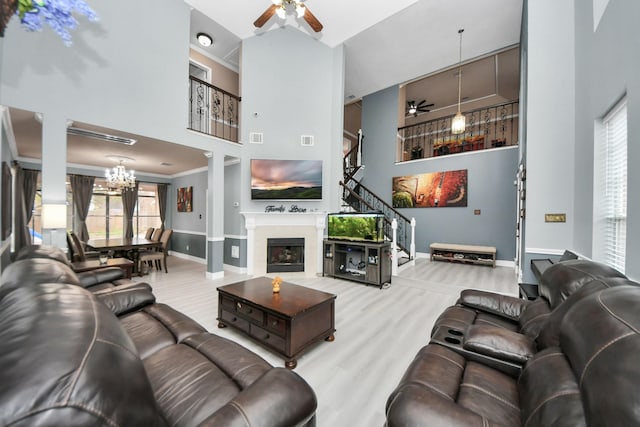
267,238,305,273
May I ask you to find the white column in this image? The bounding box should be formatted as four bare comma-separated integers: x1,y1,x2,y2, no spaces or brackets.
41,113,68,249
245,216,256,276
315,214,326,275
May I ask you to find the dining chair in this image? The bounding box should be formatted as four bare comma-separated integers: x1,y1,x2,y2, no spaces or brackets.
150,227,163,242
139,229,172,273
144,227,154,240
68,231,100,262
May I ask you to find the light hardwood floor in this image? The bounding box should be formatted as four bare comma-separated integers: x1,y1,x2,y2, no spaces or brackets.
137,256,518,427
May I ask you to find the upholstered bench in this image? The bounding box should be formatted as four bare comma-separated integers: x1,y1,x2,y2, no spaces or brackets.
430,242,496,267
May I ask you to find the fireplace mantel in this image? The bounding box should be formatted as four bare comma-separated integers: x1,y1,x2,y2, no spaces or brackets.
241,212,327,276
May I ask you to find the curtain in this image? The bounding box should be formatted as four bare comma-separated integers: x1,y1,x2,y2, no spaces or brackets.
70,175,95,242
122,183,139,239
13,166,39,253
157,183,168,230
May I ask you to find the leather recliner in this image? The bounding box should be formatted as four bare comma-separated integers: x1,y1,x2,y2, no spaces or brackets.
385,284,640,426
0,251,318,427
431,259,626,342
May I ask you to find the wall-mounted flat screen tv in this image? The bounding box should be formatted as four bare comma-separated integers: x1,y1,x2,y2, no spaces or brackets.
251,159,322,200
327,212,385,243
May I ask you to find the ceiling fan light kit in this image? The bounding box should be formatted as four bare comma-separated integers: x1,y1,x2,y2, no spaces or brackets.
451,28,466,135
254,0,323,33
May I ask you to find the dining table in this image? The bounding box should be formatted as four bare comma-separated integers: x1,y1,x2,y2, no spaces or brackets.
86,237,162,275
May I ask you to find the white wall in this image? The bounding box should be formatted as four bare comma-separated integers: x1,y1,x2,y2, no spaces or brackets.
524,0,576,254
238,27,345,216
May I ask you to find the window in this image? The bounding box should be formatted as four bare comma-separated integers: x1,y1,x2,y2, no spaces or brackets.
83,179,162,239
594,97,627,272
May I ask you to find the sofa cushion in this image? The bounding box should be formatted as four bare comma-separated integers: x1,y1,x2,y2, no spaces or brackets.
463,325,536,365
517,297,552,339
459,289,527,321
1,257,82,290
386,344,519,426
143,333,273,427
561,285,640,426
0,283,165,426
119,303,208,359
537,277,639,349
539,259,626,309
518,347,586,426
13,244,72,267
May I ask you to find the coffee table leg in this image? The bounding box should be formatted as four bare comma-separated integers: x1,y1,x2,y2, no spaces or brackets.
285,359,297,369
325,334,335,342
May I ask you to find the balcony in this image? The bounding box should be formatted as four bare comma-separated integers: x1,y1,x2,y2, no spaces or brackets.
397,101,519,162
188,76,241,143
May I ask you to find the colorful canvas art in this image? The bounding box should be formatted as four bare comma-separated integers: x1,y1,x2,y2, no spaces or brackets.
177,186,193,212
392,169,467,208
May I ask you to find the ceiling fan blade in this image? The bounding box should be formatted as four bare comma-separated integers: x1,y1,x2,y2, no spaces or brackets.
254,4,277,28
303,6,323,32
417,100,427,107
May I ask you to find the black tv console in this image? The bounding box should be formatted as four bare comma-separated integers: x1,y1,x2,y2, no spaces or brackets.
323,239,391,288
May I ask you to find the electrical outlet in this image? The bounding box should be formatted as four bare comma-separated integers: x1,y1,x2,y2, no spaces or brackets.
231,246,239,259
186,244,190,251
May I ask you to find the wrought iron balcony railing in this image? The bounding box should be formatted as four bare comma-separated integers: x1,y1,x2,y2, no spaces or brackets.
188,76,241,143
397,100,519,162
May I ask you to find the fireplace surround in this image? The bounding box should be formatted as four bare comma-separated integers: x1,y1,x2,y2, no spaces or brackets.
241,212,327,277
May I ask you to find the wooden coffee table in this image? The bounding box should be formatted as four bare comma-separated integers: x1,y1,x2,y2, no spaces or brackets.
217,277,336,369
72,257,134,279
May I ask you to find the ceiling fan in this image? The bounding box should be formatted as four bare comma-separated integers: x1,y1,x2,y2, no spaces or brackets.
254,0,323,33
407,100,434,117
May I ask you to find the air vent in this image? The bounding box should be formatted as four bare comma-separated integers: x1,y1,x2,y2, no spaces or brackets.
68,127,137,145
249,132,264,144
301,135,314,146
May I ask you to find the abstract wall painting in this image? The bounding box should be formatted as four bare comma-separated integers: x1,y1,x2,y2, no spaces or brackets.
392,169,467,208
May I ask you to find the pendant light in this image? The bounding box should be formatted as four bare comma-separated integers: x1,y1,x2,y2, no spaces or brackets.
451,28,466,135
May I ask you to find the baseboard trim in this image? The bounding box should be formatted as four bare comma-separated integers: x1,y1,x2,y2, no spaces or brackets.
224,263,247,274
206,270,225,280
169,251,206,264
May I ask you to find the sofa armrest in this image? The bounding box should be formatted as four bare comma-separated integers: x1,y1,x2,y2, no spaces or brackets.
76,267,124,289
459,289,528,321
463,324,536,364
96,287,156,316
199,368,317,427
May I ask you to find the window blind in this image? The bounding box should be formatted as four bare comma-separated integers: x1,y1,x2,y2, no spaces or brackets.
599,98,627,272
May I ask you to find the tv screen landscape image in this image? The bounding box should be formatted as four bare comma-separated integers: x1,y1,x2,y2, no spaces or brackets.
251,159,323,200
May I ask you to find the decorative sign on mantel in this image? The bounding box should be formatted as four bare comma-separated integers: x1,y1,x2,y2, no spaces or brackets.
265,205,308,213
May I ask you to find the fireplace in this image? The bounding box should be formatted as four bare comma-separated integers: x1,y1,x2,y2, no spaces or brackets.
267,238,305,273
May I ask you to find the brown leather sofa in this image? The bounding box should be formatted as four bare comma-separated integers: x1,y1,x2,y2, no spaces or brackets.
385,259,640,426
11,244,141,292
0,248,317,426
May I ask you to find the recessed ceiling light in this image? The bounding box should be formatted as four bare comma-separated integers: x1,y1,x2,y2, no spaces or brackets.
197,33,213,47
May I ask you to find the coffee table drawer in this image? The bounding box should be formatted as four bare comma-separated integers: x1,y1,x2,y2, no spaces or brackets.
250,324,286,353
220,295,237,310
266,314,287,336
220,309,249,333
236,301,264,323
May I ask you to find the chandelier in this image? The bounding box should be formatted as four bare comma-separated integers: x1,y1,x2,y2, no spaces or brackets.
451,28,466,135
105,160,136,191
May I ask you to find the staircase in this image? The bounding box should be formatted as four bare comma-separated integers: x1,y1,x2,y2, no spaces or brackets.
340,131,414,262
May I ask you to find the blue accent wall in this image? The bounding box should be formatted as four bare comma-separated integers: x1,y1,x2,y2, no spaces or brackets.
361,86,518,261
